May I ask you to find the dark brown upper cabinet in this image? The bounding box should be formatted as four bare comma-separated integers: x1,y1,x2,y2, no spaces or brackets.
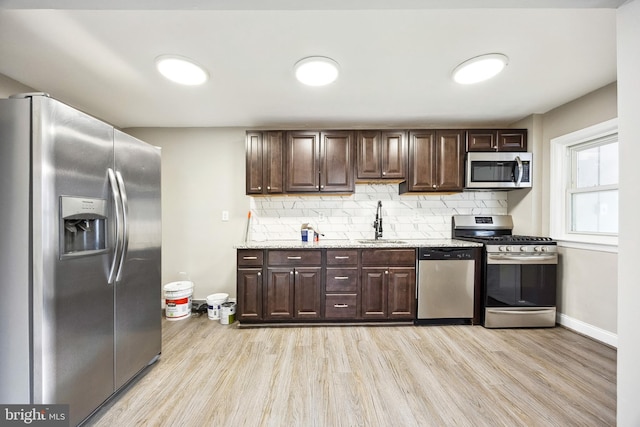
285,130,355,193
246,131,284,195
400,130,465,193
466,129,527,152
356,130,407,180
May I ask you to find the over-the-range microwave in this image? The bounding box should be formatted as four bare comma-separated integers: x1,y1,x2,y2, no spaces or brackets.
466,152,532,189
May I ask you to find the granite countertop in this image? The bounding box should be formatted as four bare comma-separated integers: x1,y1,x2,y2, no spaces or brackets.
235,239,482,249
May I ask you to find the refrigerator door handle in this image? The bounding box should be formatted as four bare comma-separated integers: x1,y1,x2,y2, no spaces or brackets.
115,170,129,283
107,168,123,284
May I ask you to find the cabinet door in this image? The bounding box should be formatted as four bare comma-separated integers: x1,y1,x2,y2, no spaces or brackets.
466,130,497,151
237,268,263,321
266,268,294,319
407,130,436,191
320,131,354,192
467,129,527,152
435,130,465,191
246,132,264,194
497,129,527,151
388,267,416,319
264,131,284,193
381,131,406,179
294,267,322,319
356,131,381,179
286,131,319,192
361,267,388,319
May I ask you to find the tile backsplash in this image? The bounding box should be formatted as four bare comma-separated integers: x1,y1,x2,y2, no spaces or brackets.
248,184,507,241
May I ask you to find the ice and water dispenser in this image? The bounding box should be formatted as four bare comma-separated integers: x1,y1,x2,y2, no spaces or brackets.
60,196,108,257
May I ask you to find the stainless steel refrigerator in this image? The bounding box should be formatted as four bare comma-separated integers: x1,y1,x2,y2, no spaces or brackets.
0,94,162,426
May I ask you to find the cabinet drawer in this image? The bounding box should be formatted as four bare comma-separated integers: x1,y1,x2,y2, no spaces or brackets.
267,250,322,266
361,249,416,266
325,268,358,292
237,250,264,267
325,294,357,319
326,249,358,266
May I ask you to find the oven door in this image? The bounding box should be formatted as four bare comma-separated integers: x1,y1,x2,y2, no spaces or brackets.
484,252,557,327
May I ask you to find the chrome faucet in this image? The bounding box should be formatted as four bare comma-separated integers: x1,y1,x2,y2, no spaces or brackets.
373,200,383,240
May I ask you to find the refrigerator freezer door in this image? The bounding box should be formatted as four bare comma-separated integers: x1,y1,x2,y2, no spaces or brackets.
32,96,115,426
0,98,32,404
113,130,162,390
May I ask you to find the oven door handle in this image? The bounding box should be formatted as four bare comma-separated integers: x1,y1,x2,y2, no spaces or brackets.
487,254,557,263
486,308,555,315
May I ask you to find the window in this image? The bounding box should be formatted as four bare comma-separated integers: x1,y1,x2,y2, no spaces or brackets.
550,118,618,249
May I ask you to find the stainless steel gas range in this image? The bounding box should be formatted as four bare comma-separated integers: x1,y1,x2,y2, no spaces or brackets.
452,215,558,328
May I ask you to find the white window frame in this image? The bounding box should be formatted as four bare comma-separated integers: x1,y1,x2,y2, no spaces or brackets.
550,118,618,252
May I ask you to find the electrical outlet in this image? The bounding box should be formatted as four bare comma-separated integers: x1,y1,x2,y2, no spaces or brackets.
222,210,229,221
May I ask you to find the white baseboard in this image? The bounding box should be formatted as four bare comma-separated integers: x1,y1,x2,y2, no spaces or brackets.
557,312,618,348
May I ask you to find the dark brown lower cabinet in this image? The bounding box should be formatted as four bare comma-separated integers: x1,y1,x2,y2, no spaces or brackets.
237,268,263,321
236,248,417,323
237,249,264,322
361,249,416,320
361,267,416,319
263,266,322,320
265,268,295,320
293,267,322,319
387,268,416,318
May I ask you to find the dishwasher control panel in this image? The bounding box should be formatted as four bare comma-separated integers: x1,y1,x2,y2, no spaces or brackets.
418,247,475,260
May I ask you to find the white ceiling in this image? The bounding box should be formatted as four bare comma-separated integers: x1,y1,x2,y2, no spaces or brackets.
0,1,621,129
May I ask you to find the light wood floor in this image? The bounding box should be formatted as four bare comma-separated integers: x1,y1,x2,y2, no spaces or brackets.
87,315,616,427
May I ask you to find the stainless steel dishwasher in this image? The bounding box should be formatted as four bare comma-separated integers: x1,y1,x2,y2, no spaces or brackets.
416,247,476,325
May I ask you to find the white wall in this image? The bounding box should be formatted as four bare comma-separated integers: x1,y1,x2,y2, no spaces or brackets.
616,0,640,424
510,84,618,342
544,84,619,340
0,74,33,97
508,114,544,236
124,127,249,300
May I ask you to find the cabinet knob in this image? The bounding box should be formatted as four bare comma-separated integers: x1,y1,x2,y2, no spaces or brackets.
382,171,386,176
257,272,261,276
432,184,437,189
258,186,262,190
321,185,325,189
267,186,271,190
295,271,298,275
385,270,389,275
290,271,294,275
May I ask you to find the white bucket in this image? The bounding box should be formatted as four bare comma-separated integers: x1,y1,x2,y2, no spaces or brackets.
164,281,194,321
220,301,236,325
206,293,229,320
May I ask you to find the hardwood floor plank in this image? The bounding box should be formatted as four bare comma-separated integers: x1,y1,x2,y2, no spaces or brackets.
87,316,616,427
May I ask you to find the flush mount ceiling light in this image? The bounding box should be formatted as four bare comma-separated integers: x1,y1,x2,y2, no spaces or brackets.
155,55,209,86
294,56,340,87
452,53,509,85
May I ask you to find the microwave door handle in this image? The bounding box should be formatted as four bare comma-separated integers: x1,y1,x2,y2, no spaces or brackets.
514,155,523,186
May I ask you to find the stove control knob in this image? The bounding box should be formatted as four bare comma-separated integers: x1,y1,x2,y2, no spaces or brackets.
520,246,528,252
534,246,541,252
540,246,548,252
499,246,506,252
505,246,512,252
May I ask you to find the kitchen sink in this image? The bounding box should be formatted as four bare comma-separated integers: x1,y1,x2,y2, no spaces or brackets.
356,239,407,244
